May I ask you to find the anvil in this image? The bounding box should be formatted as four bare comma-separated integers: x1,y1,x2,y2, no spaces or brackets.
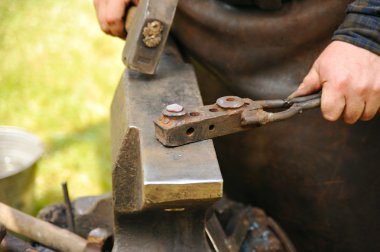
111,40,223,251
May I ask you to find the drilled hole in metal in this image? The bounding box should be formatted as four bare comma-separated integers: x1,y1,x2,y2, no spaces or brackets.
189,112,200,116
186,127,194,136
209,125,215,131
226,97,235,101
209,108,218,112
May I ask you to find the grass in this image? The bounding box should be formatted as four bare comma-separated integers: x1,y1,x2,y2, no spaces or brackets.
0,0,125,213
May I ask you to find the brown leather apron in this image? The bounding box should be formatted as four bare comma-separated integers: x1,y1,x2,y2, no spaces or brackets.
172,1,380,251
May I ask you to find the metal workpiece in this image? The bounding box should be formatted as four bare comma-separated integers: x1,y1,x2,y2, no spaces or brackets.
216,96,245,109
162,103,186,117
111,43,223,251
155,93,321,147
122,0,179,74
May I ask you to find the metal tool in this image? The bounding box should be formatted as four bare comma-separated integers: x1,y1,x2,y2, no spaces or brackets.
122,0,179,74
112,40,223,251
206,197,296,252
154,92,321,146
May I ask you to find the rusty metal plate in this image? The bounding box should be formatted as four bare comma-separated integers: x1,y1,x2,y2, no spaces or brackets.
154,94,320,147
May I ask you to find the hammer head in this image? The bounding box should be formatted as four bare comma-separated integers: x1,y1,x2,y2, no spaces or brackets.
122,0,179,75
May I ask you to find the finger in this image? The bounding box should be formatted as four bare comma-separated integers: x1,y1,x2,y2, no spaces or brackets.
132,0,139,4
288,68,322,99
361,97,380,121
106,0,130,38
343,96,365,124
94,0,111,34
321,82,346,121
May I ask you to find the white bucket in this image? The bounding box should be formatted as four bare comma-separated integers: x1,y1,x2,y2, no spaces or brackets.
0,126,44,211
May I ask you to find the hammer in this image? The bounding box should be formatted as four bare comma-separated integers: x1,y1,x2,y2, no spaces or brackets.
122,0,179,75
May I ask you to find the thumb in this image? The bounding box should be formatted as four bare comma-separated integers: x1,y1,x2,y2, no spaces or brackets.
288,67,322,99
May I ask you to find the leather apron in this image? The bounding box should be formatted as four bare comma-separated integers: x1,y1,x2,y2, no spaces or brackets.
172,1,380,251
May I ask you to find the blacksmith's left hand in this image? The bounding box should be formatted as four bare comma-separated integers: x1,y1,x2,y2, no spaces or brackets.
288,41,380,124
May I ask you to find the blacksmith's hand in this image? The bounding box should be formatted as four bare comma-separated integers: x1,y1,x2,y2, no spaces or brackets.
93,0,139,39
289,41,380,124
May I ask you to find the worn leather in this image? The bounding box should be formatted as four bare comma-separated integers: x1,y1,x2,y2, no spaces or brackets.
173,0,352,99
173,1,380,251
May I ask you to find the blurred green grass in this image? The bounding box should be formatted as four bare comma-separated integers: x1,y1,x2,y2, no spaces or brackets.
0,0,125,213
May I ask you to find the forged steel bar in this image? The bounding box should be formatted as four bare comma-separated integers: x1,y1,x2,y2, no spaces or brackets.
154,94,321,146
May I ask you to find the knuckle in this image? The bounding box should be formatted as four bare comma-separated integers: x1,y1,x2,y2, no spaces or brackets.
323,112,339,122
321,106,340,121
105,15,121,25
344,116,358,124
100,22,111,34
361,112,375,121
373,83,380,95
334,75,351,90
353,83,368,96
321,98,343,122
303,75,312,84
343,110,361,124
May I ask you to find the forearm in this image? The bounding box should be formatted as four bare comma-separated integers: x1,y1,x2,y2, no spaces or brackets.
332,0,380,55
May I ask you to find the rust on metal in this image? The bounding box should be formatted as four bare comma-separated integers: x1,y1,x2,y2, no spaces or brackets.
216,96,245,109
85,228,112,252
154,93,321,146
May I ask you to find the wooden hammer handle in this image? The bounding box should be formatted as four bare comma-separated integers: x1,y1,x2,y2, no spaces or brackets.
125,6,137,34
0,202,87,252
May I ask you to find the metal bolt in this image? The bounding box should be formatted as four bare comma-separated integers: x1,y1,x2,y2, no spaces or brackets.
162,104,186,117
142,20,163,48
166,103,183,113
216,96,245,109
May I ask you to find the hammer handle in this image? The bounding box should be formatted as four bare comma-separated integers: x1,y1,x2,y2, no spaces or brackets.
0,202,87,252
125,6,137,34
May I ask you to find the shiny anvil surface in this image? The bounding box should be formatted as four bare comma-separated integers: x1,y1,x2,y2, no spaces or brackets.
111,43,222,251
111,45,223,213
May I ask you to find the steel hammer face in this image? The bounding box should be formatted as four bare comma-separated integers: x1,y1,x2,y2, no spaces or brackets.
122,0,179,75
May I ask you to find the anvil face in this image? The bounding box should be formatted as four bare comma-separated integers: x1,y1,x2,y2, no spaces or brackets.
112,43,223,214
112,42,223,252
